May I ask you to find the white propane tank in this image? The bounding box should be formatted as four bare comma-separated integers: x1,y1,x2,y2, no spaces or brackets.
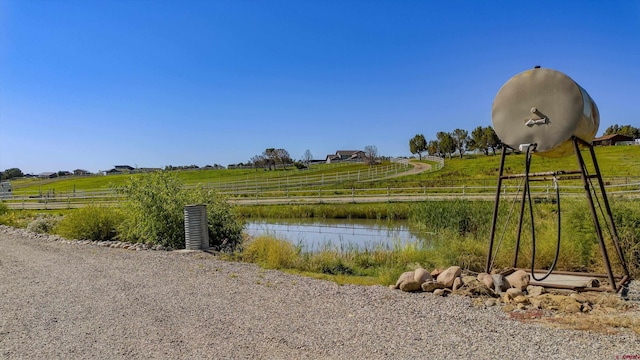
492,67,599,157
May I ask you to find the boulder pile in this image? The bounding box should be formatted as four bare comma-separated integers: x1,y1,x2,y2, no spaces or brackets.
390,266,628,315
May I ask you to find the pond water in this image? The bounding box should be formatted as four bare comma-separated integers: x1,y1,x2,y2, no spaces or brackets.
244,219,435,252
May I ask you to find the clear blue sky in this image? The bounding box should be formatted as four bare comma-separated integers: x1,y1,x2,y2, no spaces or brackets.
1,0,639,174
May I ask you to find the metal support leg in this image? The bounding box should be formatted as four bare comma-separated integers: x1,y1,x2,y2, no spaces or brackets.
573,137,617,290
486,149,507,273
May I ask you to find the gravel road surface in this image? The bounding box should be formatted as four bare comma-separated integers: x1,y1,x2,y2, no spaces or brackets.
1,226,639,359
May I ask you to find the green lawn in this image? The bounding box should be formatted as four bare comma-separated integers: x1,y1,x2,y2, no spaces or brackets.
9,146,640,195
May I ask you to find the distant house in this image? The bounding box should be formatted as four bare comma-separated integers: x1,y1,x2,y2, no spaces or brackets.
593,134,634,146
104,165,162,175
115,165,135,172
74,169,91,176
104,165,132,175
325,150,366,164
38,172,58,179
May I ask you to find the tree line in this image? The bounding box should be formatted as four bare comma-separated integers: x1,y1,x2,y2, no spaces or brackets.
604,124,640,139
409,126,501,160
410,123,640,160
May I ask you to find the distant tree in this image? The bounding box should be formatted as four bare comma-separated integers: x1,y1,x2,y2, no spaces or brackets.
258,148,292,170
452,129,469,159
484,126,501,155
427,140,440,157
604,124,640,139
409,134,427,160
263,148,277,170
303,149,313,165
250,155,267,170
274,148,292,169
364,145,378,166
436,132,456,159
1,168,24,180
469,126,489,155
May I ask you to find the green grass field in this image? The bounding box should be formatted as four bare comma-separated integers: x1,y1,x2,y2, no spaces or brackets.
9,146,640,195
3,145,640,284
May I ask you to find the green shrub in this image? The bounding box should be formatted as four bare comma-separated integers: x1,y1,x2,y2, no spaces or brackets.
0,202,16,226
116,171,244,251
410,199,494,236
189,187,244,252
242,236,299,269
306,251,354,275
55,206,123,240
611,200,640,277
26,214,61,234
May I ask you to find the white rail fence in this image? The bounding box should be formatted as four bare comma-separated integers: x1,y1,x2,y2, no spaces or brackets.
4,181,639,209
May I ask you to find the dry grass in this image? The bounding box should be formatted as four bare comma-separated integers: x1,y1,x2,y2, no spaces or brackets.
500,291,640,335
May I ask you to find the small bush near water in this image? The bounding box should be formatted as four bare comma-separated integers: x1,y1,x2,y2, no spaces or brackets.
26,214,62,234
54,205,123,241
242,236,298,269
237,203,411,220
116,171,244,251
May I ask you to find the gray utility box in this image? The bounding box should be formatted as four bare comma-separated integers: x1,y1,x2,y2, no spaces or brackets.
184,204,209,250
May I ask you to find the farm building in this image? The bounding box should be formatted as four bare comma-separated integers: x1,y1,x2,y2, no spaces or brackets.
74,169,91,176
38,172,58,179
592,134,634,146
325,150,366,164
104,165,162,175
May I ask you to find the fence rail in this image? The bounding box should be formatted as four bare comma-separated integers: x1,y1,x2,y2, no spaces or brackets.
4,180,639,209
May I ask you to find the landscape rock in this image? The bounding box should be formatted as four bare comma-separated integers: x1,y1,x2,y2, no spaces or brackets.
414,268,433,284
491,274,509,293
393,271,415,290
437,266,462,288
478,273,494,289
421,281,446,292
433,288,447,297
526,285,545,297
462,276,477,286
506,270,530,291
505,288,523,299
399,280,422,292
430,268,443,279
452,277,463,291
569,293,588,303
513,295,529,305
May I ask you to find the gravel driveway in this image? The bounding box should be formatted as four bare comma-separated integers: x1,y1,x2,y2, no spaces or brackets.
1,226,639,359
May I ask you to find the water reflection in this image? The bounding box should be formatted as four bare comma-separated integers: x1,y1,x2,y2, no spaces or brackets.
244,219,434,252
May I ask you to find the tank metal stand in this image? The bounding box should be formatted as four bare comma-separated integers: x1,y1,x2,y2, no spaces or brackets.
484,137,629,292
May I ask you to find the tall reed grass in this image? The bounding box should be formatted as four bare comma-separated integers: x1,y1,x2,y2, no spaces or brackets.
237,198,640,285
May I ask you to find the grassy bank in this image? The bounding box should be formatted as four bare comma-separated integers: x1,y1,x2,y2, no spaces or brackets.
236,202,412,220
3,197,639,284
233,198,640,284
